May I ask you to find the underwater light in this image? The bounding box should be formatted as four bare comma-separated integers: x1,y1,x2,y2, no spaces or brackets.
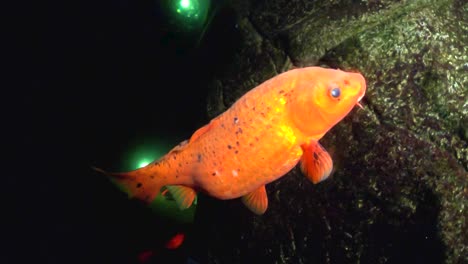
175,0,200,18
137,160,151,168
125,140,167,171
161,0,210,32
179,0,191,9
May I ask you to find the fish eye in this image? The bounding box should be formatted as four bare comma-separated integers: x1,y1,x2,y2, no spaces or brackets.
330,87,341,99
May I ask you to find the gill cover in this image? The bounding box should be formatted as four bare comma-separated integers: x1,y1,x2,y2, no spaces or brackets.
288,68,366,138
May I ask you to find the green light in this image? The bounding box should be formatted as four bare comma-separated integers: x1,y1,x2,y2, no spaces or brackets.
137,160,151,168
180,0,190,9
162,0,210,32
123,139,169,171
176,0,199,19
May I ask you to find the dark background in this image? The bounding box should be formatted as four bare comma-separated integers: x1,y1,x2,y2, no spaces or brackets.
6,0,239,263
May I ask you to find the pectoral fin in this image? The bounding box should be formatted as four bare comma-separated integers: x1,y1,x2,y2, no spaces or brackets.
300,141,333,184
241,185,268,215
165,185,197,210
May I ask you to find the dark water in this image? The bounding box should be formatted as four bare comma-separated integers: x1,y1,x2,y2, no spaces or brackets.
7,0,237,263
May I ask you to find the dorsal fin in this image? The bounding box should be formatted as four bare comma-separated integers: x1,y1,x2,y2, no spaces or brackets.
189,117,220,143
168,140,189,154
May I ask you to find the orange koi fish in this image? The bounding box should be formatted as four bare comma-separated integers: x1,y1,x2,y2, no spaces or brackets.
94,67,366,215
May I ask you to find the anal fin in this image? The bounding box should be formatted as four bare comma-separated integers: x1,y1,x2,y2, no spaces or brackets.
241,185,268,215
300,141,333,184
166,185,197,210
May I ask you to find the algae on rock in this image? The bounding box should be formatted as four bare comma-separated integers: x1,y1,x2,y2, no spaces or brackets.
195,0,467,263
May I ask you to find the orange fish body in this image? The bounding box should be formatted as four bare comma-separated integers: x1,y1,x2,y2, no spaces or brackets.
96,67,366,215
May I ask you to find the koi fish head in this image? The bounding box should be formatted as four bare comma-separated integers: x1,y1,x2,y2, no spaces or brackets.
289,67,366,138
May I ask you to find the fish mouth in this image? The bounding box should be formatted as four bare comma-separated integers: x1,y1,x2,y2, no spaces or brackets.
355,76,366,109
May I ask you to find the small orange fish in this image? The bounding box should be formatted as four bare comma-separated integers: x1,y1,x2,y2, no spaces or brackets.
94,67,366,215
165,232,185,249
137,232,185,263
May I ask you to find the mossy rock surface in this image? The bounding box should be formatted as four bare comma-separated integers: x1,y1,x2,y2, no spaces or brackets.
191,0,468,263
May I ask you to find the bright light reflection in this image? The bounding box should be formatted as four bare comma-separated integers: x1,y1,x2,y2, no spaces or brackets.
180,0,190,8
138,160,151,169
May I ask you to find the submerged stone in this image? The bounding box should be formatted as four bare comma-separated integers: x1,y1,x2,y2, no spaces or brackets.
190,0,468,263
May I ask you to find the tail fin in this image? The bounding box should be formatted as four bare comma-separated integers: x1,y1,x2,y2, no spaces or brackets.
92,165,165,204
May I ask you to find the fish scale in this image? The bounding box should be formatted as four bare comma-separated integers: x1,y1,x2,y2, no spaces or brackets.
190,78,302,199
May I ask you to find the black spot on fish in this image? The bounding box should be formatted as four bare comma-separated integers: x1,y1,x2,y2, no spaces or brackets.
227,145,232,149
150,175,154,179
178,163,182,167
212,172,216,176
313,152,319,160
136,183,142,188
252,107,256,111
197,153,202,162
237,127,243,134
234,117,239,124
235,150,239,154
173,156,177,160
279,90,284,94
236,141,240,146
